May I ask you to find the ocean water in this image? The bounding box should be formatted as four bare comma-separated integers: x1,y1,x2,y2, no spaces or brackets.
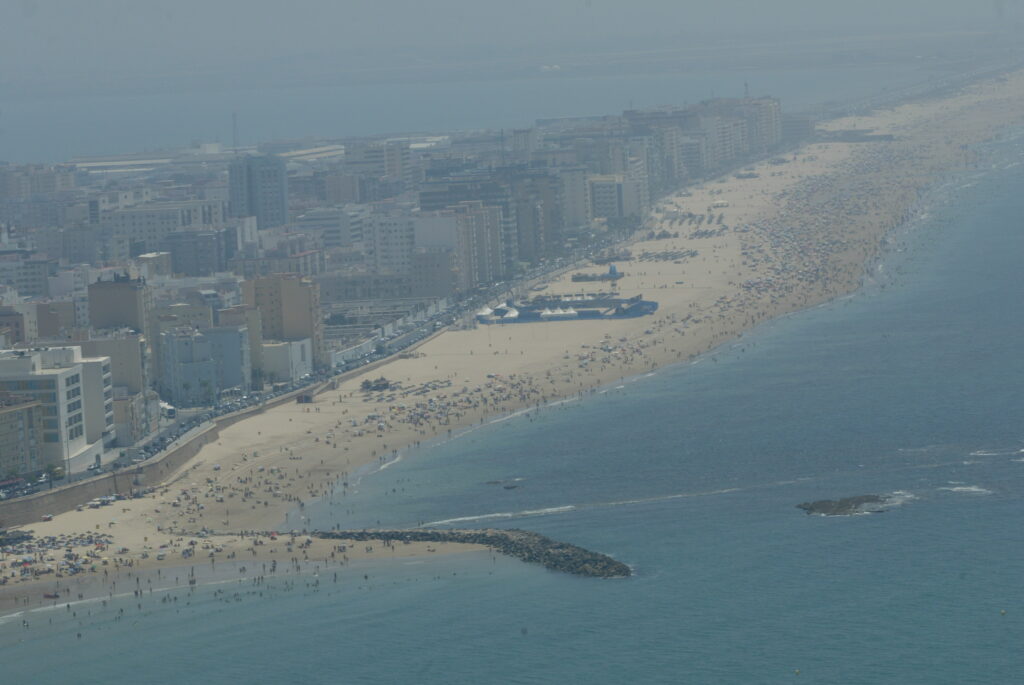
3,141,1024,683
0,63,930,163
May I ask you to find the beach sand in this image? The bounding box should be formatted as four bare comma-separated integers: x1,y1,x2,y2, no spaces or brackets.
5,68,1024,607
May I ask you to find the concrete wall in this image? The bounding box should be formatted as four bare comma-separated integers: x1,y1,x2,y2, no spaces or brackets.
0,424,220,529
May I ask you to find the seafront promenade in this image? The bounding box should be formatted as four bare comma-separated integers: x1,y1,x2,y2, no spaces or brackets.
5,67,1024,606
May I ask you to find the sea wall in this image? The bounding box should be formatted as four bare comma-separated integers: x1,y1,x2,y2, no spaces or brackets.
316,528,631,578
0,382,327,528
0,423,221,528
0,329,451,530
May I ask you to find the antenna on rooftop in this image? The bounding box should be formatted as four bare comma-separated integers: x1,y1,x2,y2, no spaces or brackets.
232,112,239,156
744,81,750,99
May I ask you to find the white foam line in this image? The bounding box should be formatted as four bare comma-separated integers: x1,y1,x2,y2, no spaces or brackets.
938,485,992,495
605,488,743,508
376,454,403,472
423,486,754,527
425,505,577,526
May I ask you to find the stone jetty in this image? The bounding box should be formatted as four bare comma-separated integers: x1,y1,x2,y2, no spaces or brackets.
316,528,632,578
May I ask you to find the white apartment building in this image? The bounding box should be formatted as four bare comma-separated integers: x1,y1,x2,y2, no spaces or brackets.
261,339,312,384
0,347,114,467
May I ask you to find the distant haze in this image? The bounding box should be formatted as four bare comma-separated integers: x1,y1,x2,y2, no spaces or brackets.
0,0,1012,97
0,0,1019,161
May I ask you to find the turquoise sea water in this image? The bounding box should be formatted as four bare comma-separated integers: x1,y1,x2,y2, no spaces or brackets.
3,140,1024,682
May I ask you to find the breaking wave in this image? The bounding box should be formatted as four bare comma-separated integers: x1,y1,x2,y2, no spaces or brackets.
938,485,993,495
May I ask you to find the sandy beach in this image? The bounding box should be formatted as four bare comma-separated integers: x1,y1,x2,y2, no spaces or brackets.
6,68,1024,610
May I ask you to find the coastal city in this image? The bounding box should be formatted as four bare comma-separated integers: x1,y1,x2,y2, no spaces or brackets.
3,2,1024,680
3,52,1022,602
0,93,797,494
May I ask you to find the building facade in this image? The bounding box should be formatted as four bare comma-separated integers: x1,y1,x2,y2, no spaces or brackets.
242,274,326,369
0,347,114,467
158,328,218,408
261,339,312,384
229,155,289,230
0,392,45,478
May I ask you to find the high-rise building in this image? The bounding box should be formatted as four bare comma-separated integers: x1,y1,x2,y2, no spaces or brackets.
411,247,458,298
80,333,149,395
103,200,226,255
163,230,228,276
35,300,78,339
80,332,158,447
229,155,289,230
201,325,252,394
242,274,325,369
557,166,592,231
88,275,154,343
0,347,114,467
0,392,45,478
293,206,364,249
452,201,505,292
589,175,644,220
511,128,541,161
158,328,218,407
364,210,416,274
0,304,38,344
419,174,517,274
344,141,417,185
0,254,54,298
218,305,263,388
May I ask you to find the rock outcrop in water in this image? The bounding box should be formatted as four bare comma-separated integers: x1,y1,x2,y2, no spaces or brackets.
797,494,886,516
316,528,631,578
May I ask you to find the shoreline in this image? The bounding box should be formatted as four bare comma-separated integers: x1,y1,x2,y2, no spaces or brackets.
5,67,1024,605
0,525,630,622
0,535,488,619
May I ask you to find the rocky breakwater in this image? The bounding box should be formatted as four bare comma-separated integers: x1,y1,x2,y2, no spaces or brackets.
797,494,886,516
316,528,631,578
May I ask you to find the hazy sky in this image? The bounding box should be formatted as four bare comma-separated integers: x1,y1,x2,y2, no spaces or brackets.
0,0,1005,96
